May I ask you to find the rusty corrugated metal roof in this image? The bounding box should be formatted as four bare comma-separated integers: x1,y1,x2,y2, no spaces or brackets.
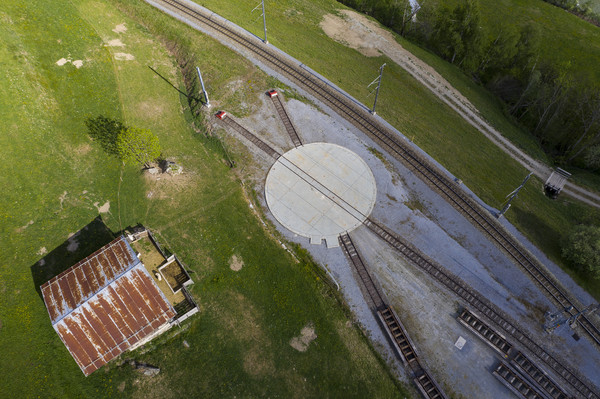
41,236,138,324
41,236,176,376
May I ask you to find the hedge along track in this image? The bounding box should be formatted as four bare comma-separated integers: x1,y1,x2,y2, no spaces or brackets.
149,0,600,346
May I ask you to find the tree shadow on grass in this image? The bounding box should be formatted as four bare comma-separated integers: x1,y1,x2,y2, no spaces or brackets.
30,216,116,302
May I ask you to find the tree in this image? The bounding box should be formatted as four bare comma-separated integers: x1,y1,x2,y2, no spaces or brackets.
85,115,125,156
562,225,600,278
432,0,483,70
585,145,600,170
116,126,162,168
567,86,600,161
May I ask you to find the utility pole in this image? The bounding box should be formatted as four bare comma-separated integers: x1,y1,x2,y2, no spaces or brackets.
497,172,532,218
544,304,599,333
252,0,268,43
196,67,210,108
368,63,386,115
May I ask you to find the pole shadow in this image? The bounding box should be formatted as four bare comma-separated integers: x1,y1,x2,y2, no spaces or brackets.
30,216,116,302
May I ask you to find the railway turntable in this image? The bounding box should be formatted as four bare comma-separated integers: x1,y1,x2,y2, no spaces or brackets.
265,142,377,248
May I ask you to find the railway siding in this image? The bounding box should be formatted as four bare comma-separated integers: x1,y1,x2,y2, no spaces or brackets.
147,0,600,347
268,91,303,147
148,1,600,396
339,233,447,399
493,361,547,399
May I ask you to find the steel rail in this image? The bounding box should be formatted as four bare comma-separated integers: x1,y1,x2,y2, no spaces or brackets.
151,0,600,346
339,233,447,399
364,218,599,399
269,93,302,147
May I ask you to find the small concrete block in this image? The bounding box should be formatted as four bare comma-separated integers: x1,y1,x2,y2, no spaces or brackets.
325,236,340,248
310,236,322,245
455,336,466,350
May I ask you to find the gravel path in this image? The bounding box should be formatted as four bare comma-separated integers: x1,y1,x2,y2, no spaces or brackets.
321,9,600,208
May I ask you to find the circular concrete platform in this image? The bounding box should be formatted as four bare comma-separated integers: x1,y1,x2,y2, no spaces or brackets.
265,143,376,247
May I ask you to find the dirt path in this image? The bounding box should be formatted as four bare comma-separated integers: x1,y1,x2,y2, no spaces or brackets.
321,10,600,208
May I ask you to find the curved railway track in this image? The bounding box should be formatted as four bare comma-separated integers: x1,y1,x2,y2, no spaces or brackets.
152,0,600,347
212,96,598,398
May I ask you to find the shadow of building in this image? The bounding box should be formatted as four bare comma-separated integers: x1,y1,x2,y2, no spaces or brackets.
30,216,115,301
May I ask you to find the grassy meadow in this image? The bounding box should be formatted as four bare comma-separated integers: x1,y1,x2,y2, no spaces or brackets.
187,0,600,296
0,0,408,397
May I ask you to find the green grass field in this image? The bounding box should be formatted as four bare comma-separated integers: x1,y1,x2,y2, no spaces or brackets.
0,0,408,397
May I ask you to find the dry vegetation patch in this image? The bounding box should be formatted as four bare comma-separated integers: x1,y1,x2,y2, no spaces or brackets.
289,323,317,352
229,254,244,271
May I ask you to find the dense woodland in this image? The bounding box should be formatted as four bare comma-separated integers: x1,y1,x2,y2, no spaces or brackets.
337,0,600,172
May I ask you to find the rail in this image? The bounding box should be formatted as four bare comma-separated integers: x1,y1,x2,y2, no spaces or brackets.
268,91,302,147
149,0,600,347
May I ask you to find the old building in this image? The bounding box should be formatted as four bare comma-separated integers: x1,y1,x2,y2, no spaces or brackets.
41,230,197,376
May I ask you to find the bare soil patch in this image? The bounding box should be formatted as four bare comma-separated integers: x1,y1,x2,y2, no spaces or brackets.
94,200,110,213
114,52,135,61
229,254,244,271
289,323,317,352
107,39,125,47
143,167,195,204
320,10,474,110
59,191,68,209
15,220,33,233
112,23,127,34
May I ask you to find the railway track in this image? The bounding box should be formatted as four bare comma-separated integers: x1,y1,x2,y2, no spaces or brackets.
150,0,600,347
339,233,447,399
219,114,281,159
459,309,570,399
512,351,569,399
493,361,547,399
267,90,302,147
213,98,598,397
364,219,598,398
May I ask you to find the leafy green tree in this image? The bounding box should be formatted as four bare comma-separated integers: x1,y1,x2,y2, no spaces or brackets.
475,24,520,80
562,225,600,278
85,115,125,156
585,145,600,169
432,0,483,70
116,126,161,168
